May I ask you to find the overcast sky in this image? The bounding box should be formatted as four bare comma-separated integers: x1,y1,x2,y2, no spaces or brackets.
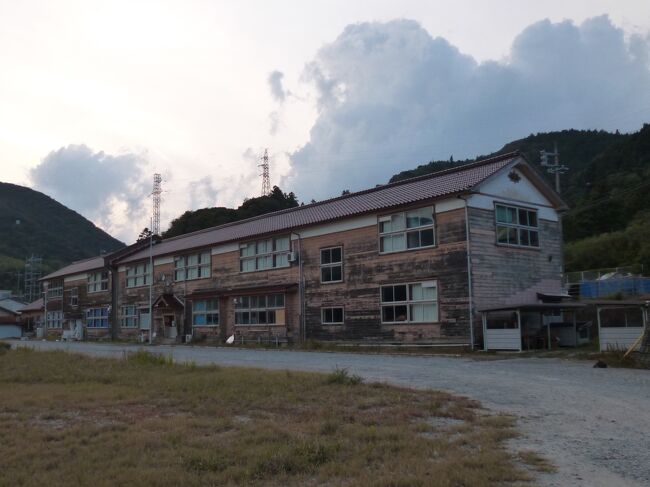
1,1,649,243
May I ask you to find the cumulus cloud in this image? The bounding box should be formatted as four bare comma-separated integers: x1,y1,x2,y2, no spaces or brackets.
30,144,150,240
187,176,218,210
268,70,287,103
285,16,650,199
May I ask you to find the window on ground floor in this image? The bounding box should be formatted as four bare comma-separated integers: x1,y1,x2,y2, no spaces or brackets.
235,294,285,325
46,310,63,328
380,281,439,324
192,299,219,326
321,306,344,325
86,307,109,328
120,305,139,328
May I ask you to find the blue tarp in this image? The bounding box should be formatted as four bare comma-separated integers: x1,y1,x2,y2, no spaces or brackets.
580,278,650,298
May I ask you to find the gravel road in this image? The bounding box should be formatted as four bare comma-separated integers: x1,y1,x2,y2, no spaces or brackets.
8,340,650,486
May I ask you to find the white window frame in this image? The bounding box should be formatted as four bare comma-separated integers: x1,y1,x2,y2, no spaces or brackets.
120,305,139,328
380,281,439,324
87,270,109,293
125,262,150,288
495,203,540,248
235,294,285,325
46,310,63,328
321,306,344,325
379,206,435,254
174,251,211,281
46,281,63,299
86,307,109,328
240,235,291,272
192,299,220,327
320,246,343,283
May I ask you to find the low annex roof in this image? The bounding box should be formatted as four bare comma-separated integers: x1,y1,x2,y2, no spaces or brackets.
120,152,524,264
41,255,105,281
18,298,44,313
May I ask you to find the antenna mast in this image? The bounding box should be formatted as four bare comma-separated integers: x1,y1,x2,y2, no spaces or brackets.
259,149,271,196
152,173,162,236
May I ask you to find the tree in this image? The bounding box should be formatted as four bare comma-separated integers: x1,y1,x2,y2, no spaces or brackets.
137,227,153,242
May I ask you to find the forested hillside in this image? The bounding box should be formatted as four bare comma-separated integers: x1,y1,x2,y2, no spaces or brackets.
163,186,299,238
390,125,650,272
0,182,124,294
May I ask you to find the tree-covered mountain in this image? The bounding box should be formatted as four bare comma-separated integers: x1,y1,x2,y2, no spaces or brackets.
163,186,299,238
0,182,125,294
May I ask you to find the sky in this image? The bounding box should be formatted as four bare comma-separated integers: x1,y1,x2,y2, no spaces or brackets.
1,1,649,243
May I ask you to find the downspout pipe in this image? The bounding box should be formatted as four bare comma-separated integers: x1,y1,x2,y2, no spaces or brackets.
291,232,305,343
458,195,475,350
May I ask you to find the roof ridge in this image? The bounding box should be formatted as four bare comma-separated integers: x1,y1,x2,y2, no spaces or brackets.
160,151,520,244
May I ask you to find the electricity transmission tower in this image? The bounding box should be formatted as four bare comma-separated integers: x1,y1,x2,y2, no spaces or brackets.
152,173,162,236
540,142,569,194
23,255,42,302
259,149,271,196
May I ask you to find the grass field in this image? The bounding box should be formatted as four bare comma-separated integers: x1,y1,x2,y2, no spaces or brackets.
0,345,541,486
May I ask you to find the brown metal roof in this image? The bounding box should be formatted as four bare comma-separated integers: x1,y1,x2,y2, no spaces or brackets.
41,256,105,281
119,152,521,264
18,298,44,312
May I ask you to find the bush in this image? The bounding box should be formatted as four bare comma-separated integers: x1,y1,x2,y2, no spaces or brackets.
326,367,363,386
125,350,174,366
0,341,10,355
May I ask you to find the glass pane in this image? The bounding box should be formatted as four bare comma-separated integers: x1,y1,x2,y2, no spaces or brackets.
420,229,434,247
394,285,407,302
267,310,276,324
240,296,249,308
528,211,538,228
258,295,267,308
250,296,258,309
410,303,424,322
507,207,517,224
333,308,343,323
382,306,394,322
497,225,508,244
410,283,423,301
406,212,420,228
276,294,285,307
407,231,420,249
419,207,433,226
380,236,391,253
321,248,331,264
331,265,342,282
496,205,507,223
275,253,289,267
331,247,342,263
323,308,332,323
530,231,539,247
193,314,206,325
519,229,530,246
188,254,199,266
391,213,405,231
508,227,518,245
187,267,199,279
381,286,394,303
321,267,331,282
193,301,206,312
207,313,218,325
394,305,408,321
274,236,290,251
208,299,219,311
379,220,391,234
392,234,405,251
518,209,528,227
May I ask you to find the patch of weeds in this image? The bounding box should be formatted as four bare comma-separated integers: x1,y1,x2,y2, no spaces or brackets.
518,450,556,473
326,367,363,386
319,420,340,435
184,453,233,473
302,339,323,350
0,341,10,355
126,350,173,366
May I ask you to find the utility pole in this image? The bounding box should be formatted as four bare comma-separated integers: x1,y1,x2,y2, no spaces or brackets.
540,142,568,194
259,149,271,196
152,173,162,236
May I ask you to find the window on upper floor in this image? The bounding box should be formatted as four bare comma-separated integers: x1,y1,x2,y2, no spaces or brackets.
87,271,109,293
125,263,150,288
192,299,219,326
235,294,285,325
69,287,79,307
495,203,539,248
320,247,343,283
380,281,439,324
321,306,344,325
379,206,435,253
46,281,63,299
174,251,211,281
240,235,291,272
86,307,109,328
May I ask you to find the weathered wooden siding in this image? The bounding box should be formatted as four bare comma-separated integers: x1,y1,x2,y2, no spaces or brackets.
469,207,563,340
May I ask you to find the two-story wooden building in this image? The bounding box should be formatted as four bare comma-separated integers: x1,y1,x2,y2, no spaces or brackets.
39,152,566,347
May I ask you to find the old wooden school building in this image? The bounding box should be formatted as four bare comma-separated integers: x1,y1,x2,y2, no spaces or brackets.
38,152,566,347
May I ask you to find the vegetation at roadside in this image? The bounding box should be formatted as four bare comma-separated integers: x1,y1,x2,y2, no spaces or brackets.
0,349,539,487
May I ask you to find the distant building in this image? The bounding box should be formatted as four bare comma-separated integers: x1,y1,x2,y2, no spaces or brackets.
39,152,566,347
0,291,26,339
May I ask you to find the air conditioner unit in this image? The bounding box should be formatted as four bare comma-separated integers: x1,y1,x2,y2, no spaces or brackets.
288,251,298,263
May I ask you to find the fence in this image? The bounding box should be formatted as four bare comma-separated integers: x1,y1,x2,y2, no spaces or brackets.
564,265,650,299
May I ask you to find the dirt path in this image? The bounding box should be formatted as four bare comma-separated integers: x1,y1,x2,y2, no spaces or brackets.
10,340,650,486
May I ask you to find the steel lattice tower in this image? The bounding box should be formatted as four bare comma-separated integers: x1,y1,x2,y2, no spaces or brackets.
259,149,271,196
23,255,42,302
152,173,162,236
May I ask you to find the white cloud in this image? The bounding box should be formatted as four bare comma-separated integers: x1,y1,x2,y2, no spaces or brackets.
284,16,650,200
30,144,150,241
